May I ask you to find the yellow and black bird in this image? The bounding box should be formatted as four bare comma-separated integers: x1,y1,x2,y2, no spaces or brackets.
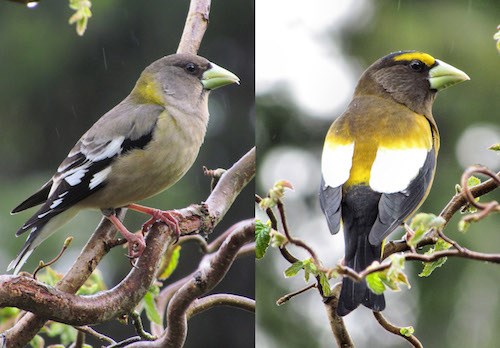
319,51,469,316
9,53,239,275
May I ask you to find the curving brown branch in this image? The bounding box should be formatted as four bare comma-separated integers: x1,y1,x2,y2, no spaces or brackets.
186,293,255,319
151,218,256,336
1,144,254,346
126,219,254,347
2,211,126,347
373,312,422,348
0,222,175,325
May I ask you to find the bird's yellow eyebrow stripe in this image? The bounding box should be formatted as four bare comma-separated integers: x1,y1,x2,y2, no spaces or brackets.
393,52,436,67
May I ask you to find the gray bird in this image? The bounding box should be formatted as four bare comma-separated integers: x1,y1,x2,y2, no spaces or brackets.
9,53,239,274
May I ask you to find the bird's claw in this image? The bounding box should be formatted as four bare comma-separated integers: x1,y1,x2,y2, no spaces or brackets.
141,209,181,242
126,234,146,261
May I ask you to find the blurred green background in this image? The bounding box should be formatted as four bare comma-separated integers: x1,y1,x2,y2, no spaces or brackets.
256,1,499,347
0,0,254,346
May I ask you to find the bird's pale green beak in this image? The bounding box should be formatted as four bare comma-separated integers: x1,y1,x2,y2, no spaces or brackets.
202,62,240,90
429,59,470,91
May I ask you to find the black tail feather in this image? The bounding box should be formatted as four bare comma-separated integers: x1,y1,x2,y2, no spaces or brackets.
337,185,385,316
337,235,385,316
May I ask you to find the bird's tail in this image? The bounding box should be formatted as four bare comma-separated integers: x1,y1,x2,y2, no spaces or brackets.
337,234,385,316
8,207,79,275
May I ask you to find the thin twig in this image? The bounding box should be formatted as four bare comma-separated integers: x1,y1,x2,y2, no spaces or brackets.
276,283,316,305
373,311,423,348
32,237,73,280
460,166,500,211
255,195,278,229
178,235,208,253
130,312,156,341
75,326,116,345
69,330,85,348
107,336,142,348
277,200,320,263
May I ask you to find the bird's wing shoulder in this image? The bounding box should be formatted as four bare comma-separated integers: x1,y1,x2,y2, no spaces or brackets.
368,147,436,245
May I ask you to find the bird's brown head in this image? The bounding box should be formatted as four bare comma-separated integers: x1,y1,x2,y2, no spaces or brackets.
354,51,469,115
131,53,239,106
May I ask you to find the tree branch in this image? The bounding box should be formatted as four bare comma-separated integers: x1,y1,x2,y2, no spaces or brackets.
126,219,254,347
2,210,126,347
177,0,210,55
2,145,254,346
373,312,422,348
186,293,255,319
0,223,175,325
324,283,354,348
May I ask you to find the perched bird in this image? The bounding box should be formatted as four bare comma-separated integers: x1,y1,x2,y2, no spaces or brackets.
9,53,239,275
319,51,469,316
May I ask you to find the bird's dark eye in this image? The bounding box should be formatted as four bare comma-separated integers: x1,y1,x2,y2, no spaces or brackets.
185,63,198,74
409,60,424,72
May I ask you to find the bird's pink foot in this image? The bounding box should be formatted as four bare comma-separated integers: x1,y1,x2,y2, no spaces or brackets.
128,204,182,242
105,212,147,260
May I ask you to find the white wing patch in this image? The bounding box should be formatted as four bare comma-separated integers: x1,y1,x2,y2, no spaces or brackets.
65,167,88,186
370,147,428,193
87,136,125,161
89,167,112,190
321,142,354,188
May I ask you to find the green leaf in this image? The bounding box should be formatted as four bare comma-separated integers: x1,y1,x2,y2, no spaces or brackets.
458,219,470,233
366,272,385,295
494,26,500,53
302,258,317,282
29,335,44,348
77,269,107,295
68,0,92,36
419,238,452,277
366,256,410,295
408,213,444,247
270,230,287,248
255,220,272,259
143,286,162,325
259,180,294,209
400,326,415,337
489,143,500,152
284,261,304,278
319,272,331,296
467,176,481,187
159,245,181,279
0,307,20,321
45,322,76,345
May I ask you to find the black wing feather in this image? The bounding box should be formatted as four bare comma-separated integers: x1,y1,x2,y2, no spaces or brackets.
11,179,53,213
319,176,342,235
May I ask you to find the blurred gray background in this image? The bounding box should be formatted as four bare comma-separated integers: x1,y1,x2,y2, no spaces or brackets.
0,0,254,346
256,0,499,347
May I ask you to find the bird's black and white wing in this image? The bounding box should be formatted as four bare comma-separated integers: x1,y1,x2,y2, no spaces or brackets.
9,103,163,273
